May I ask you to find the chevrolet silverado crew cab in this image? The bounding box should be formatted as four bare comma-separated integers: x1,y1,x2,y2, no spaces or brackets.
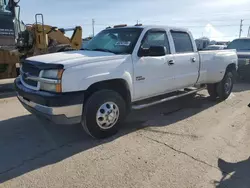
15,25,238,139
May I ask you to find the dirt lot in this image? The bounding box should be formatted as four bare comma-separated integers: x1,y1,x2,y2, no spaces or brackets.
0,80,250,188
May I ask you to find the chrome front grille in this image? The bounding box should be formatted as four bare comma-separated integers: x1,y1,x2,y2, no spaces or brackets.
21,62,41,88
23,77,38,87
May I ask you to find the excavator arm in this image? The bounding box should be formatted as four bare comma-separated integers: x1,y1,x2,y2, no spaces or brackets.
46,26,82,50
69,26,82,50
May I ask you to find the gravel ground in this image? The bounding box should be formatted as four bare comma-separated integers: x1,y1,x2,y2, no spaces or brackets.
0,81,250,188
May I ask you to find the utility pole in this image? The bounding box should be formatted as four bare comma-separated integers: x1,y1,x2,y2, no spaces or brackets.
239,19,243,38
92,19,95,37
248,26,250,37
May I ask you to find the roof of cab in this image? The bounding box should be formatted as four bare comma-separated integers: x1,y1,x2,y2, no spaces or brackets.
106,25,190,32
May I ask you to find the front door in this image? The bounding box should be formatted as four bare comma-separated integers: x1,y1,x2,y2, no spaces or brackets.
133,29,175,101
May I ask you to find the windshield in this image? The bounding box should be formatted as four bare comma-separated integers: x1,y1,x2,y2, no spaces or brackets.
227,39,250,52
0,0,12,14
83,28,143,54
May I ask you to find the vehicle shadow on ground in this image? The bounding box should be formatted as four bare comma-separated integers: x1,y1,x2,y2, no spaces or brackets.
0,94,221,183
214,157,250,188
233,81,250,92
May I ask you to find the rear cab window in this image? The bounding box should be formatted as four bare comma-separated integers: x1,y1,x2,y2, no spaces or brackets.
170,31,194,53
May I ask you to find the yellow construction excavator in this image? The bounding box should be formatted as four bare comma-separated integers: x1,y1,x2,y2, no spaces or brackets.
17,13,82,61
0,0,82,79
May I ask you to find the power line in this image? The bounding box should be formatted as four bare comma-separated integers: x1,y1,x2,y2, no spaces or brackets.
83,21,250,28
82,23,107,26
181,24,242,28
82,23,246,28
66,17,250,39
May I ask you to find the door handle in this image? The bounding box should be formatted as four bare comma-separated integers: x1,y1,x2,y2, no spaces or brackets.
167,59,175,65
191,57,196,63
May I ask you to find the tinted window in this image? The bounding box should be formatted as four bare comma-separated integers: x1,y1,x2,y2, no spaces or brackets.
0,15,15,34
227,39,250,52
0,0,11,13
141,31,170,54
171,31,194,53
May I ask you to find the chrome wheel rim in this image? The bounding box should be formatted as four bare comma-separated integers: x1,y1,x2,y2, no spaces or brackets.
224,76,232,94
96,102,119,129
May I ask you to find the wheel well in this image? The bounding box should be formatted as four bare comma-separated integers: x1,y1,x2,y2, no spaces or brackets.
226,63,237,81
85,79,131,109
226,63,236,72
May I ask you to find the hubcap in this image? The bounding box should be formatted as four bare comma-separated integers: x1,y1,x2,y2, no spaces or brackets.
96,102,119,129
224,76,232,94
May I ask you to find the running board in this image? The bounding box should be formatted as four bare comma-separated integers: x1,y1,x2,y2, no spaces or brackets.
132,87,206,110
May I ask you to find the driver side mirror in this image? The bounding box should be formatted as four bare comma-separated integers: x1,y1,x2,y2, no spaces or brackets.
138,46,167,57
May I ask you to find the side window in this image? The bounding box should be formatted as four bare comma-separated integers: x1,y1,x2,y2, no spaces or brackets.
141,31,170,54
170,31,194,53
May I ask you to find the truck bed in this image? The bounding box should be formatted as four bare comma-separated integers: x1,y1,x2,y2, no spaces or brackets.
197,49,237,84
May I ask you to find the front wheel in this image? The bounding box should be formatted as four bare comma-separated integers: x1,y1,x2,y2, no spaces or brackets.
217,71,234,100
81,90,126,139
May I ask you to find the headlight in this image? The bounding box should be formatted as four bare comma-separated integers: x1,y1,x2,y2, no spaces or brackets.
40,69,64,92
42,69,63,79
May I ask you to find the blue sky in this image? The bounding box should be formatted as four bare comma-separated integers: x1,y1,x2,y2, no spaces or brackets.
19,0,250,41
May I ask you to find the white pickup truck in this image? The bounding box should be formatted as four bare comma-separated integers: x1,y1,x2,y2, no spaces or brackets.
15,25,238,139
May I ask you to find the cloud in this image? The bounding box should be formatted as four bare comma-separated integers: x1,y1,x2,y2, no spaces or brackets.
204,24,225,40
204,0,249,7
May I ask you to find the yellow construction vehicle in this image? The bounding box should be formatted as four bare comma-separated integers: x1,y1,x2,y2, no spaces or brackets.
0,1,82,79
17,14,82,61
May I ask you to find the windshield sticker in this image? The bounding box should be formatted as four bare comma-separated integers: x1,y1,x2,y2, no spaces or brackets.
115,41,131,46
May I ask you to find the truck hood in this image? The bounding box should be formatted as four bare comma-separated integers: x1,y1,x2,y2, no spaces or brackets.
26,50,129,69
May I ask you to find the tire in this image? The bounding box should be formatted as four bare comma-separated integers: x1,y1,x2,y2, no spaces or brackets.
81,90,126,139
216,71,234,100
207,84,218,100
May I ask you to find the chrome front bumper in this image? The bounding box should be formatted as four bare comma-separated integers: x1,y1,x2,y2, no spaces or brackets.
15,76,84,125
17,95,83,124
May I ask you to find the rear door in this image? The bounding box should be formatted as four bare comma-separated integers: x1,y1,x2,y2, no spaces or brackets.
170,31,199,89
